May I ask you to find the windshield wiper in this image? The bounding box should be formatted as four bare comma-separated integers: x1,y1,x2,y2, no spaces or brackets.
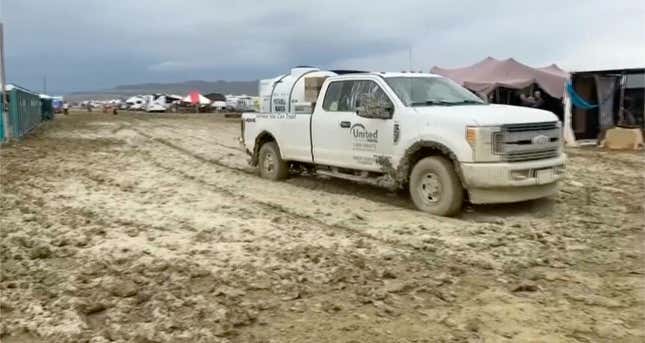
410,100,452,106
449,100,485,105
411,100,483,106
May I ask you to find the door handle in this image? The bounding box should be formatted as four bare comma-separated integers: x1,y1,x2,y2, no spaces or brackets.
340,121,351,128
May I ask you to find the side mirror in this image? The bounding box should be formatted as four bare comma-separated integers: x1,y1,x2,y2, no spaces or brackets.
356,94,393,119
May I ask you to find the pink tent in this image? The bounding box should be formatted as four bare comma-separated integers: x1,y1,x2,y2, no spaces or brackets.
182,91,211,105
431,57,569,98
189,90,200,105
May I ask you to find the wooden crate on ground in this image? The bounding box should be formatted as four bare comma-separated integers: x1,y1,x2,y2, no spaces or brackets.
600,127,644,150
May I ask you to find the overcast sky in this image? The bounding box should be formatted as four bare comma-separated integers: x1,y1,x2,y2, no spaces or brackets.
2,0,644,94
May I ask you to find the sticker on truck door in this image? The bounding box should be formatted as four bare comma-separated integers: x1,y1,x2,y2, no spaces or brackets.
349,124,378,164
350,124,378,153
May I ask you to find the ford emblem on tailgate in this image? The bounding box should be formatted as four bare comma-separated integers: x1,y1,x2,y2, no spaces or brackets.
532,134,549,144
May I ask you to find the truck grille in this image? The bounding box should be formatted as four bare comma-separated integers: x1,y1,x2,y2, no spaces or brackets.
494,122,561,162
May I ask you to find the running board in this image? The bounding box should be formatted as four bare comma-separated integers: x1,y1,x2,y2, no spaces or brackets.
315,169,398,189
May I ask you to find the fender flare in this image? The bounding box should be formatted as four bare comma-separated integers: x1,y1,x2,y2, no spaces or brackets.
251,131,277,166
393,140,465,187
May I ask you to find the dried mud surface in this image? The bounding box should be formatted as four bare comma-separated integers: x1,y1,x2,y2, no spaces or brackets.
1,112,644,342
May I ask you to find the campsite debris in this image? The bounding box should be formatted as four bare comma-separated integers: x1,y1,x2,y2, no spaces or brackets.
381,269,397,279
512,282,540,293
29,244,52,259
78,301,108,315
321,300,343,313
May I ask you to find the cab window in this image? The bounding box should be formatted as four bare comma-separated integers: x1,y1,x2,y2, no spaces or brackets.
323,80,392,112
350,80,392,112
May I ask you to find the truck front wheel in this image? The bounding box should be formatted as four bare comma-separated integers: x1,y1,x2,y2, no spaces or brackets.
258,141,289,180
409,156,463,216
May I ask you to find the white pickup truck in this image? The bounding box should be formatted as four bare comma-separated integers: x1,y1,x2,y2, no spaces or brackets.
241,67,565,216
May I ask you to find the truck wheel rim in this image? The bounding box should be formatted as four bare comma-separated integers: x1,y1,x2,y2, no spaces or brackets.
263,152,275,173
419,172,441,203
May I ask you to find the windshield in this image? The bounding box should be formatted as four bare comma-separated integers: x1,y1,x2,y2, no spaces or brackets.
385,77,485,106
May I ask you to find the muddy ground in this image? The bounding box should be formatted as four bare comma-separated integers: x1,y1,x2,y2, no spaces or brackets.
1,111,643,343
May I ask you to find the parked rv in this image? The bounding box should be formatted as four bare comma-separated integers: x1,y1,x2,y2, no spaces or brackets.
211,101,227,111
226,95,257,112
241,67,566,216
125,96,146,111
144,94,182,112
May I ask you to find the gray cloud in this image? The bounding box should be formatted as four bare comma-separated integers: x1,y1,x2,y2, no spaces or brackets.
2,0,644,94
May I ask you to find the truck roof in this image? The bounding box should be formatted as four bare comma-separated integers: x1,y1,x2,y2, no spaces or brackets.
328,72,442,80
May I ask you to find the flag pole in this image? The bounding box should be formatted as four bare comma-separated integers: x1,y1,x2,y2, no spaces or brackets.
0,22,10,139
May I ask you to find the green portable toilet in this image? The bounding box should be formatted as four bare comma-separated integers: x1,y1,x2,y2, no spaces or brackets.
41,97,54,120
8,85,42,138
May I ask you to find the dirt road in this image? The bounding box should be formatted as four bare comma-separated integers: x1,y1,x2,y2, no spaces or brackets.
1,112,644,342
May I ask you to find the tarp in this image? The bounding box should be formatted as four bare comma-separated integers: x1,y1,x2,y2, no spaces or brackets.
594,75,618,130
562,89,577,146
431,57,569,98
566,82,597,110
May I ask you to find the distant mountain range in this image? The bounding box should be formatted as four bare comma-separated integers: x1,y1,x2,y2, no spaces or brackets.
65,80,259,101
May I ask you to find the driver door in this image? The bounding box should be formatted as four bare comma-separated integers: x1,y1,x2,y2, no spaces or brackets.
312,79,394,171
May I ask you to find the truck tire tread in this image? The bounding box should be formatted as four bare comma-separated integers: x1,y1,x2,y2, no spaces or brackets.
409,156,463,216
258,141,289,181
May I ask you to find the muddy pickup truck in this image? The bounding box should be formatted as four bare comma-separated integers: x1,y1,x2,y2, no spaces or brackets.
241,67,566,216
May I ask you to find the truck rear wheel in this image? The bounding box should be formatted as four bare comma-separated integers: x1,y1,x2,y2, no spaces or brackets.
258,141,289,180
409,156,463,216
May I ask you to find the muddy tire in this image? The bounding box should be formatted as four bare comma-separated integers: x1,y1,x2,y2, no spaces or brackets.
258,141,289,181
409,156,463,216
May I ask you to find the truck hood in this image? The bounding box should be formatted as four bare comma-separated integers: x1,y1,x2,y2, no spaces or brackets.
413,104,558,126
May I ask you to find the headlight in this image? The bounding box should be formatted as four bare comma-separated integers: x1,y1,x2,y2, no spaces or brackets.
465,126,503,162
556,121,564,152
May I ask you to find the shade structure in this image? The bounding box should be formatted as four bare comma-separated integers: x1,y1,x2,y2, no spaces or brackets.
182,91,211,105
431,57,569,98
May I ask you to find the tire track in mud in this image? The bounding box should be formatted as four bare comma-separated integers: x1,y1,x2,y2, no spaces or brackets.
132,127,255,174
128,123,415,210
129,116,244,152
71,126,449,270
144,151,430,259
128,128,451,264
68,116,415,221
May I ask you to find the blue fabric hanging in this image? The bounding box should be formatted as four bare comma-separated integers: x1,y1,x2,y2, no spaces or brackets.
566,82,598,110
